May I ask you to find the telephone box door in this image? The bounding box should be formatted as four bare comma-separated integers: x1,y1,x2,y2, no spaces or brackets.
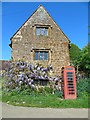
63,66,77,99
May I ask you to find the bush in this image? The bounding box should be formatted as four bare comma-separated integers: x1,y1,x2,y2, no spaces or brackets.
44,86,53,94
77,78,90,97
2,60,62,97
54,90,63,98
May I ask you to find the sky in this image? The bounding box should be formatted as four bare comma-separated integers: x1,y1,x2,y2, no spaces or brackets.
1,2,88,60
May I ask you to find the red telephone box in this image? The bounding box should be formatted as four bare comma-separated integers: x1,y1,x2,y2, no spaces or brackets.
63,66,77,99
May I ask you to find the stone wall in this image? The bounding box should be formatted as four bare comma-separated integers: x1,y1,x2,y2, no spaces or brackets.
11,6,70,76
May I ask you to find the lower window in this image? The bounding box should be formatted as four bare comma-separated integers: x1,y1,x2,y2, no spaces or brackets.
34,51,49,60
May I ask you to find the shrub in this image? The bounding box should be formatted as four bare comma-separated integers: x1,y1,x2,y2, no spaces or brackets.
2,60,63,97
54,90,63,98
77,78,90,97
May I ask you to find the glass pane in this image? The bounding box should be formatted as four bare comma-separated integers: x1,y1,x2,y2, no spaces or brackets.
41,28,45,35
40,52,44,60
44,52,48,60
35,51,38,60
45,28,48,36
36,28,40,35
66,68,73,70
67,72,73,81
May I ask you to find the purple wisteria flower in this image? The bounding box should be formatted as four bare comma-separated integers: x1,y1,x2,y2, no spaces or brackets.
2,60,62,92
37,67,41,71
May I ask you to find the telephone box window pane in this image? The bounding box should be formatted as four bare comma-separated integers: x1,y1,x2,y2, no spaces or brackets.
44,52,48,60
67,72,73,81
35,52,38,60
66,68,73,70
67,72,73,74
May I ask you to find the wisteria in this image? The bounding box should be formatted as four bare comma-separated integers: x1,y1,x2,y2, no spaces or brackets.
2,61,62,93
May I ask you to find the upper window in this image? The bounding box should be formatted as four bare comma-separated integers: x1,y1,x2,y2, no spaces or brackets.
35,51,49,60
36,27,48,36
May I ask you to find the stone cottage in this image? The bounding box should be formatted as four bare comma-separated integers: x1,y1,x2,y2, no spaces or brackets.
9,5,70,76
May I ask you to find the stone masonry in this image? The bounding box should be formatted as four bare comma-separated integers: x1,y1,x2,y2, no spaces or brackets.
9,5,70,76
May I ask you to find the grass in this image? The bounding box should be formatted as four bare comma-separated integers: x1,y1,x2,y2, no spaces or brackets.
2,90,89,108
2,77,90,108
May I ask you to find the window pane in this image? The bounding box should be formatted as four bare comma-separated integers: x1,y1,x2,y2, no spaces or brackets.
44,52,48,60
36,28,40,35
40,52,44,60
67,72,73,81
45,29,48,36
66,68,73,70
41,28,45,35
34,51,49,60
35,51,38,60
36,27,48,36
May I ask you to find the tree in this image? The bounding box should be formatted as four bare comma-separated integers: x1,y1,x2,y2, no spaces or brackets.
69,43,81,67
70,43,90,77
79,44,90,77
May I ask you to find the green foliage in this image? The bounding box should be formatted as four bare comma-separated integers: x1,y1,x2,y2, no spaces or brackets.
2,85,89,108
43,86,53,94
70,43,81,66
79,44,90,76
77,78,90,97
70,43,90,76
54,90,63,98
2,77,89,108
80,54,90,71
